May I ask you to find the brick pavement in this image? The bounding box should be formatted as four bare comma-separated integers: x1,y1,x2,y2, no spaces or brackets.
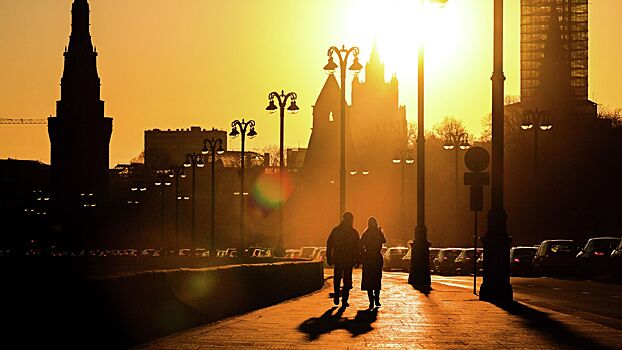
137,270,622,349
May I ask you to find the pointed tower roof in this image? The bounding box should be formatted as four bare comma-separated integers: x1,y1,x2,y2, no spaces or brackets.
315,74,341,106
365,40,385,85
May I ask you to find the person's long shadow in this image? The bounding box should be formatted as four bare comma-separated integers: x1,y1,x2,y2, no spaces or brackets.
498,301,613,350
298,306,378,341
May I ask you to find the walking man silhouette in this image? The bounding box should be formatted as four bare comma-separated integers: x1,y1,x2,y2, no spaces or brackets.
326,212,360,307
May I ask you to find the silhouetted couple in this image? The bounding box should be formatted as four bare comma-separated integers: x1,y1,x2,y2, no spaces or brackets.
326,212,386,309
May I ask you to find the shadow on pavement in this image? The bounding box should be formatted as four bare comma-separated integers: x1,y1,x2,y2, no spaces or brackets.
298,306,378,341
498,301,613,350
411,284,432,297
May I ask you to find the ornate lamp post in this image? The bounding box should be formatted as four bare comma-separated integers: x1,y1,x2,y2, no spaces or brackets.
229,118,257,255
323,45,363,219
168,166,186,250
154,173,172,251
266,90,299,256
393,150,415,239
184,152,205,254
443,132,471,202
409,0,449,288
479,0,513,304
201,137,225,257
520,108,551,238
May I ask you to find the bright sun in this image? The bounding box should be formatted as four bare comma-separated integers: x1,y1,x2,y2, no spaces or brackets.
342,0,464,83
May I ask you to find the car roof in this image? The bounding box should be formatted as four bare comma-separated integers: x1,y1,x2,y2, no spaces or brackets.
587,237,620,241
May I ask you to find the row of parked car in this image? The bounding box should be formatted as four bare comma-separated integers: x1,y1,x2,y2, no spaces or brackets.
377,236,622,279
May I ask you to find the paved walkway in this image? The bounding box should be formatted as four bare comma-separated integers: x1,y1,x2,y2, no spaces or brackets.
138,270,622,349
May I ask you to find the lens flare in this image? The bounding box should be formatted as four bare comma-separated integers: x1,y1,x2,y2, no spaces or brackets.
251,171,294,209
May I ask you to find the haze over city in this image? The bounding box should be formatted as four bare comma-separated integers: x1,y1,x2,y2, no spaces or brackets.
1,0,621,164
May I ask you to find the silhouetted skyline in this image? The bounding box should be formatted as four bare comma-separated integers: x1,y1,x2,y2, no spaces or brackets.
1,0,622,164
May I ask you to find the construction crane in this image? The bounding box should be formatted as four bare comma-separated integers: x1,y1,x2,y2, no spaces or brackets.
0,117,49,125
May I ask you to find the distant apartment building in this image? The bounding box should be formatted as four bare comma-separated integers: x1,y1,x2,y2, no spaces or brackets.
144,126,228,170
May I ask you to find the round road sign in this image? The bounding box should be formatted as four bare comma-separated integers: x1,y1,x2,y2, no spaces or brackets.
464,146,490,172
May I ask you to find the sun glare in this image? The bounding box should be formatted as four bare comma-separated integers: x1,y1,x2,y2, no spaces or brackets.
343,0,463,83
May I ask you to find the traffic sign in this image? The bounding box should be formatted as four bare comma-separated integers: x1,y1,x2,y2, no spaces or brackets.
464,146,490,172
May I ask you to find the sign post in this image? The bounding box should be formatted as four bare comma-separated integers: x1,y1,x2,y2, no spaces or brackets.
464,147,490,295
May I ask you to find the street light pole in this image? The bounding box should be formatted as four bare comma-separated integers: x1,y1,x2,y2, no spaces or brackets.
479,0,513,304
154,173,172,251
409,0,448,288
520,108,552,238
184,152,205,255
169,166,186,251
393,151,414,239
266,90,299,256
202,137,225,257
230,119,258,255
324,46,363,219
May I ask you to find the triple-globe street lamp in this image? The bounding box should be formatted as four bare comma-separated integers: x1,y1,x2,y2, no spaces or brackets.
323,46,363,219
184,152,205,254
229,119,258,254
266,90,299,255
201,137,225,257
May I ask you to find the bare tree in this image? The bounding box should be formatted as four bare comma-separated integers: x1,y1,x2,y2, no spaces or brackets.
597,105,622,127
130,151,145,164
257,145,282,167
432,116,469,140
478,114,492,143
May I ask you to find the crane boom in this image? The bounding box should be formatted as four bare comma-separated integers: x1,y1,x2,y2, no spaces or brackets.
0,118,48,125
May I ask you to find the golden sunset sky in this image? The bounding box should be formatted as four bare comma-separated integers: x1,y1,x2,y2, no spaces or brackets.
1,0,621,165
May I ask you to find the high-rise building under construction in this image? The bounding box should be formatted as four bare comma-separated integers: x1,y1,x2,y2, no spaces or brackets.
520,0,588,103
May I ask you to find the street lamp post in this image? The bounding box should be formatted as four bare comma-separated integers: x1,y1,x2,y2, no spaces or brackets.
184,152,205,255
229,118,258,255
392,151,415,239
479,0,513,304
154,173,172,251
168,166,187,251
266,90,299,256
443,132,471,203
409,0,448,288
201,137,225,257
129,184,147,237
520,109,552,179
520,108,552,237
348,168,370,219
323,46,363,219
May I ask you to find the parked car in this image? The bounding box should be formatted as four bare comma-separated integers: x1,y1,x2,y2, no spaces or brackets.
401,247,441,272
576,237,621,278
510,246,538,276
533,239,579,276
455,248,483,275
315,248,328,266
383,247,409,271
429,248,441,272
476,251,484,274
611,240,622,280
434,248,464,275
299,246,318,259
285,249,299,259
